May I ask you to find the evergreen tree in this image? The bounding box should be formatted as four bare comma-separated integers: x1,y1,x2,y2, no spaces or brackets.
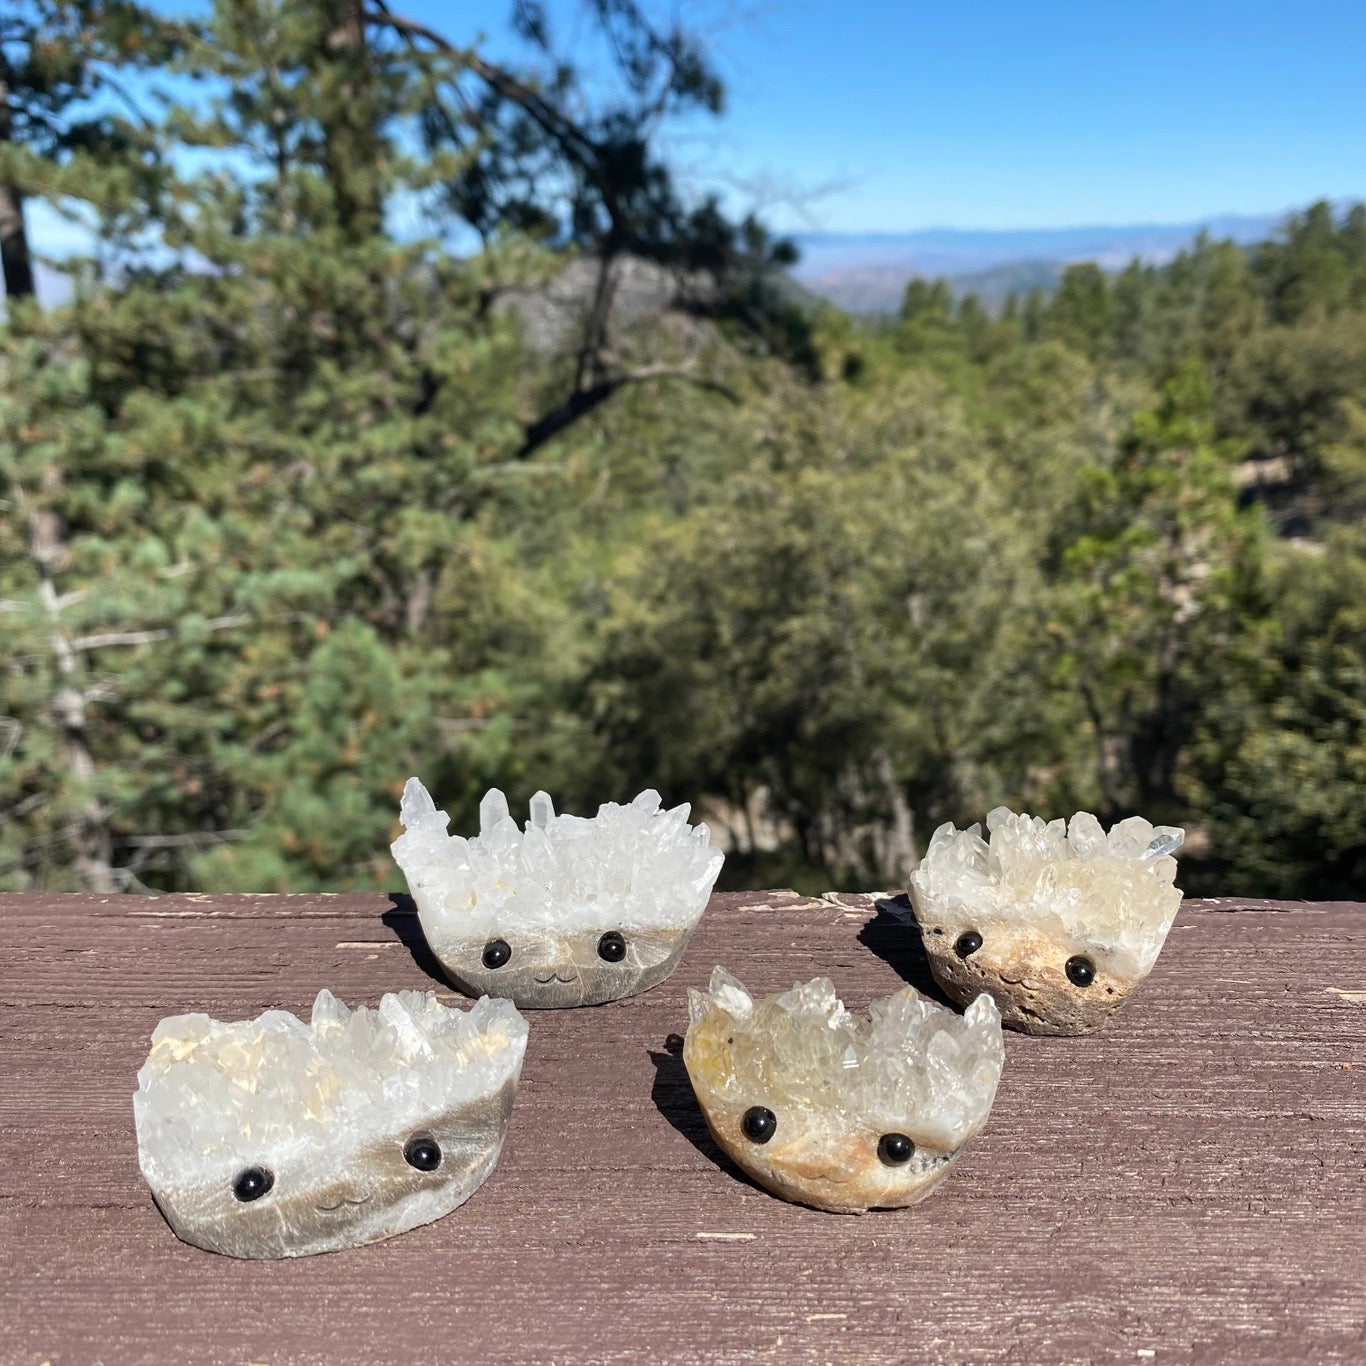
363,0,812,448
1,0,527,889
1044,360,1267,820
1047,262,1112,358
0,0,182,298
6,3,1366,900
1195,397,1366,895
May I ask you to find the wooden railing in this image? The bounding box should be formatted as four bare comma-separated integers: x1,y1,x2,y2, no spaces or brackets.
2,891,1362,1364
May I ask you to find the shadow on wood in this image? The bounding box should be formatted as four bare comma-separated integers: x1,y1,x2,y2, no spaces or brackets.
647,1034,766,1195
381,893,451,988
856,895,954,1006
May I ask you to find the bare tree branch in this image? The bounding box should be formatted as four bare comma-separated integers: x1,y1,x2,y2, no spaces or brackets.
69,629,170,650
518,364,738,456
0,716,21,758
365,2,601,170
114,831,250,850
69,615,251,652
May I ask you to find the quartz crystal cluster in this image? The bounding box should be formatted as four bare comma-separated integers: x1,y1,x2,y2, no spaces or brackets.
683,968,1003,1213
134,990,527,1258
909,807,1185,1035
392,779,724,1007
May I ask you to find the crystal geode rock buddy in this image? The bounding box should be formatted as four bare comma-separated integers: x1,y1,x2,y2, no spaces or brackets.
909,808,1185,1036
134,989,527,1258
683,969,1004,1214
392,779,724,1008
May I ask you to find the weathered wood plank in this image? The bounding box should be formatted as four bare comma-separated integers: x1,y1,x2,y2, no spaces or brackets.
1,891,1364,1365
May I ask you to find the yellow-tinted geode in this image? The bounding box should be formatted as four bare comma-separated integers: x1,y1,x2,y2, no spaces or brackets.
684,969,1003,1214
910,808,1185,1035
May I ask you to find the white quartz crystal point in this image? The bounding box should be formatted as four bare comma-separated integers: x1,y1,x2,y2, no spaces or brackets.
391,777,725,1008
683,969,1004,1214
133,990,528,1259
908,807,1186,1036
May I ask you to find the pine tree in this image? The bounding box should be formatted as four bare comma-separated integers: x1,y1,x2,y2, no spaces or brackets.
1,0,528,889
2,0,777,890
1044,360,1267,820
0,1,182,298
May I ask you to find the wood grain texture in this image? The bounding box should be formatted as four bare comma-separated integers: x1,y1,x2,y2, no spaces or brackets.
1,889,1363,1366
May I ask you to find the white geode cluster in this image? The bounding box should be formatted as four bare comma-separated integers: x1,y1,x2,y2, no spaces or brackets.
135,990,527,1189
392,779,724,936
911,808,1185,977
690,969,1003,1150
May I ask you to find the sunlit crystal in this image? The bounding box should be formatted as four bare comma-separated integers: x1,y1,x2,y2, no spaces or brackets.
907,807,1185,1035
392,778,724,1007
683,968,1003,1213
133,990,527,1258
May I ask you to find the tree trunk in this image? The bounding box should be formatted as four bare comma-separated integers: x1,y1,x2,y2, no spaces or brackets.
0,55,36,300
872,749,918,884
321,0,384,242
0,184,34,300
23,472,115,892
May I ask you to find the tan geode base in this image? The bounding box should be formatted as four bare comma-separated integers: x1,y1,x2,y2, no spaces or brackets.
918,923,1137,1036
681,973,995,1214
691,1095,963,1214
425,923,695,1009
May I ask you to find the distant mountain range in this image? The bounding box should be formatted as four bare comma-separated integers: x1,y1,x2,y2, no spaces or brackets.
12,208,1318,317
791,212,1288,314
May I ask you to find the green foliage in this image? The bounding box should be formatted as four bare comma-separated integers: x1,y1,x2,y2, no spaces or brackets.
808,200,1366,895
0,0,185,270
1,0,535,889
1046,262,1112,358
1044,361,1265,820
1252,202,1366,323
3,1,1365,897
1192,398,1366,894
1198,528,1366,895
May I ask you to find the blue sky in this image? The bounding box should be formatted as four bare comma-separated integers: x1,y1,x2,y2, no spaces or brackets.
438,0,1366,232
26,0,1366,256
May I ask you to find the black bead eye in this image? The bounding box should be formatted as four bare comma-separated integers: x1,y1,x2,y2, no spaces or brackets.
955,931,982,958
232,1166,274,1202
877,1133,915,1166
741,1106,777,1144
404,1136,442,1171
482,939,511,969
1065,955,1095,987
597,931,626,962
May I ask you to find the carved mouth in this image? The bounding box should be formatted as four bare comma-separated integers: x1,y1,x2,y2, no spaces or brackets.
315,1195,372,1213
770,1145,854,1184
777,1164,852,1186
533,971,577,984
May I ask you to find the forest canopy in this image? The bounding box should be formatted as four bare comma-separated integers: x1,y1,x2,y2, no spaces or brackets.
3,0,1365,898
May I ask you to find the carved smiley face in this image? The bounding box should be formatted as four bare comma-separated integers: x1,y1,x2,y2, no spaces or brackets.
423,924,694,1009
392,780,723,1009
145,1086,520,1259
134,991,527,1258
686,1087,963,1215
